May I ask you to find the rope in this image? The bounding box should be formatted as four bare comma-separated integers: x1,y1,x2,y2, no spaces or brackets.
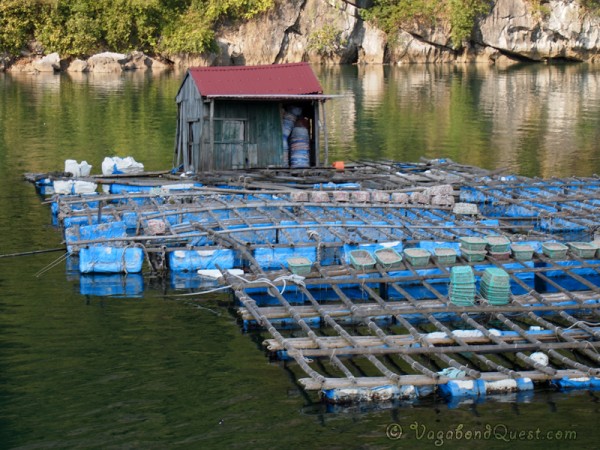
184,302,221,316
34,251,72,278
170,285,233,297
563,320,600,331
169,272,306,297
307,230,322,265
0,247,66,259
229,271,306,296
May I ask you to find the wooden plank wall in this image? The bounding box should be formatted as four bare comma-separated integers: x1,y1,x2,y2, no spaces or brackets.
213,101,285,168
175,75,204,172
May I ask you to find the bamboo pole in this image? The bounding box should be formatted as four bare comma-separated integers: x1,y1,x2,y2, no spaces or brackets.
263,327,600,352
0,247,66,258
299,368,589,390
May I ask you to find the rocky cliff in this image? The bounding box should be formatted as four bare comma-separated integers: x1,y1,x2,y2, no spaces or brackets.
189,0,600,66
4,0,600,72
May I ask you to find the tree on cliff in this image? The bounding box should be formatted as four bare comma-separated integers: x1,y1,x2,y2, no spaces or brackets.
0,0,274,57
362,0,492,49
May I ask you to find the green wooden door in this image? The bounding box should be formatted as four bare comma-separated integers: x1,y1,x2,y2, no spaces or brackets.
214,119,245,169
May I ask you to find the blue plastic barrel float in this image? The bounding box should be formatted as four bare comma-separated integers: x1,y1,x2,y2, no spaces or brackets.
79,246,144,273
290,125,310,168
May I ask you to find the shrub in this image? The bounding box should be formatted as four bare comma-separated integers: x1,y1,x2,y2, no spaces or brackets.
2,0,275,57
362,0,492,49
0,0,38,55
307,25,347,57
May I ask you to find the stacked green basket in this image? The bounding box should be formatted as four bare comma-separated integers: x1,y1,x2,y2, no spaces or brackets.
449,266,476,306
459,236,487,262
485,234,511,259
480,268,511,305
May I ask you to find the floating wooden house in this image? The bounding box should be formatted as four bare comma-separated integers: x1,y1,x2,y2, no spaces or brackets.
174,63,334,173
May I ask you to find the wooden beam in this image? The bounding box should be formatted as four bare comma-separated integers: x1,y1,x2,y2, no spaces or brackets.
299,369,590,390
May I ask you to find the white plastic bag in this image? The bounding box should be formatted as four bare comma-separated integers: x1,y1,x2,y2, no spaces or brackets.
65,160,80,177
53,180,97,194
53,180,74,194
79,161,92,176
64,159,93,177
73,181,97,194
102,156,144,175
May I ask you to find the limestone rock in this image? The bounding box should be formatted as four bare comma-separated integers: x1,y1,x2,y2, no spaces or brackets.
122,51,147,70
192,0,367,66
387,30,457,64
8,57,37,73
357,22,387,64
87,52,127,73
121,51,170,71
5,0,600,68
33,52,61,72
0,54,12,72
144,55,170,71
67,59,89,72
477,0,600,62
216,0,305,66
96,0,600,68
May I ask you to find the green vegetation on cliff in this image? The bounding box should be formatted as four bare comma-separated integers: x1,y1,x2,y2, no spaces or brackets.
364,0,600,49
0,0,274,57
362,0,492,48
4,1,600,59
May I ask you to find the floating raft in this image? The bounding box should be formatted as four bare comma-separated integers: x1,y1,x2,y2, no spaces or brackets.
26,159,600,405
229,255,600,404
30,160,594,277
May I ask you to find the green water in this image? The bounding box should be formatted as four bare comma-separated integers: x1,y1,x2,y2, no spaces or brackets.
1,65,600,449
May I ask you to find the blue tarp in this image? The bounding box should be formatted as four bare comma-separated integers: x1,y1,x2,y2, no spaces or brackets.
109,184,154,194
63,215,115,229
438,378,533,398
254,246,317,270
79,273,144,297
343,242,403,265
168,248,235,272
551,377,600,390
65,221,127,252
79,246,144,273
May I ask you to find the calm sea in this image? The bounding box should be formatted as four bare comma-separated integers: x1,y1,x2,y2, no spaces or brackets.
0,64,599,449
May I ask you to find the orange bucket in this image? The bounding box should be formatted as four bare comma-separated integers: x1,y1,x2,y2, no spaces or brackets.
333,161,345,171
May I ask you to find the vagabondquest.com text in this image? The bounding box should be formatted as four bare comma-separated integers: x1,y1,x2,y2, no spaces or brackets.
386,422,577,446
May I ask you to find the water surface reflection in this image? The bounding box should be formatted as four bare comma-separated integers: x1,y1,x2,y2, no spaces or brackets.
317,64,600,177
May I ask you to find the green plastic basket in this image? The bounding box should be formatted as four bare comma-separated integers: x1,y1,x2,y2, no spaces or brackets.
450,265,475,283
567,242,598,259
459,236,487,251
287,257,313,276
461,248,487,262
449,267,476,306
488,251,511,260
480,289,510,305
481,268,510,285
349,250,376,270
434,247,457,264
485,235,511,253
403,248,431,267
450,291,475,306
374,248,403,269
542,242,568,259
511,243,535,261
480,268,511,305
449,286,475,306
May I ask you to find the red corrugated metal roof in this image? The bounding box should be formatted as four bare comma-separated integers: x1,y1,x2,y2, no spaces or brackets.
188,62,323,97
